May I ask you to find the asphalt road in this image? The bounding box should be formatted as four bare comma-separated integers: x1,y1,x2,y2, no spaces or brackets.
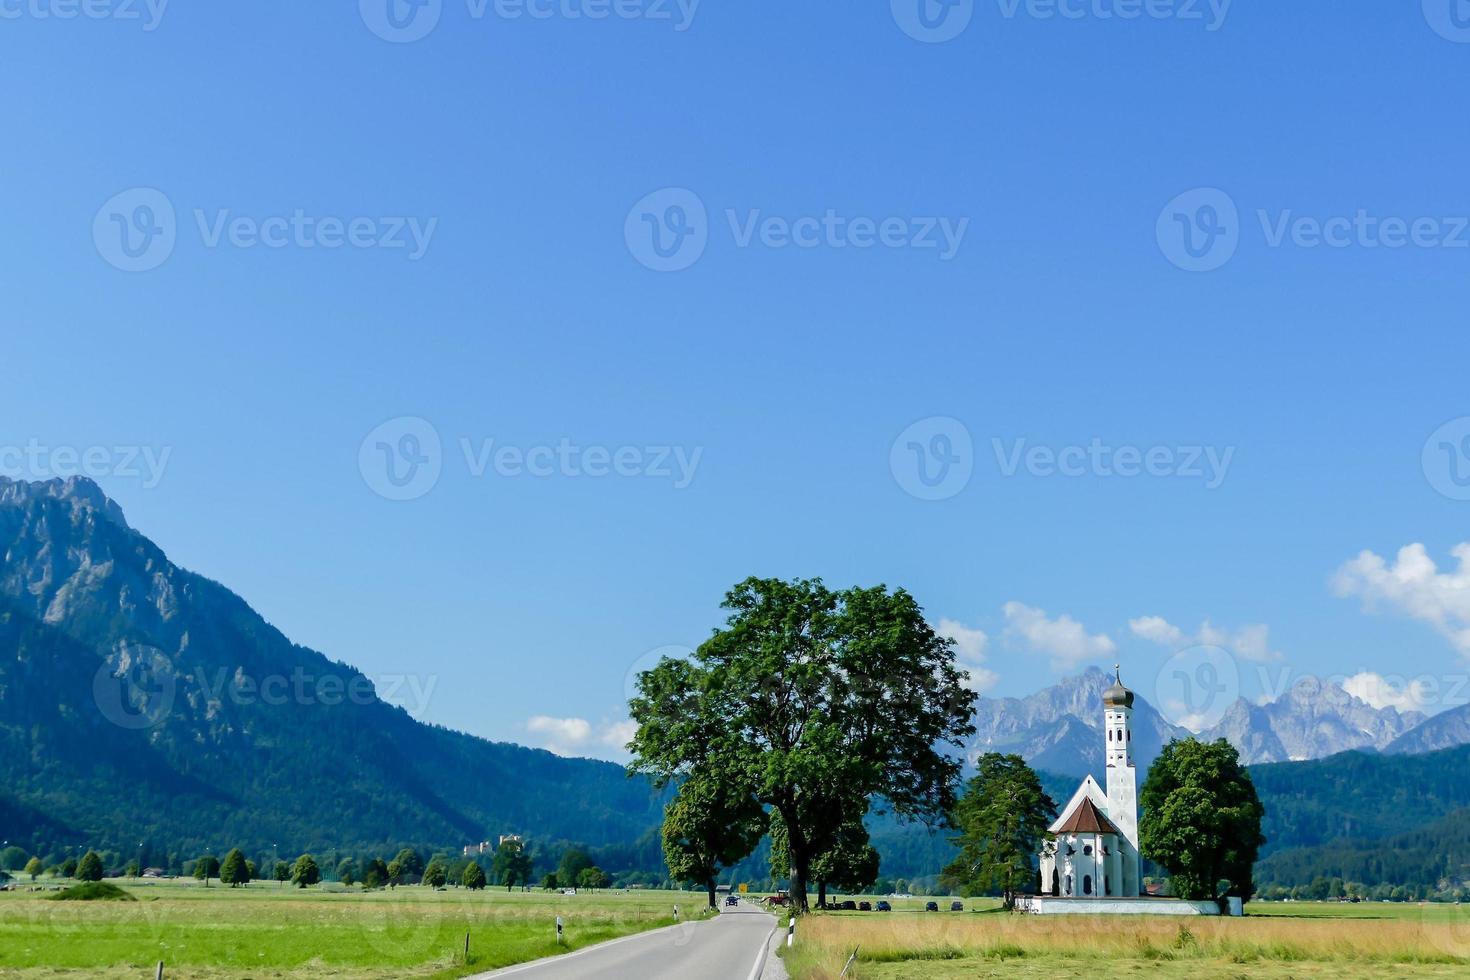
474,903,778,980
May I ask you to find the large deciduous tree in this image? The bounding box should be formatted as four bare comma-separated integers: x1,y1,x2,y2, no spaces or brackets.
660,777,765,909
1140,738,1265,907
220,848,251,887
76,850,104,883
291,853,321,888
941,753,1056,909
630,577,976,913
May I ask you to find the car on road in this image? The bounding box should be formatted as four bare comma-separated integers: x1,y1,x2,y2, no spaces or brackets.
925,901,939,912
875,900,892,912
950,901,964,912
724,896,738,907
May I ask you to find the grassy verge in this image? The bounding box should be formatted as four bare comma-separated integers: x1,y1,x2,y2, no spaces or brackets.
0,882,691,978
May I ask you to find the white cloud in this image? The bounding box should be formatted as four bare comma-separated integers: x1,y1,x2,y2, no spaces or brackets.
1128,616,1281,662
1333,543,1470,657
1002,602,1116,669
935,618,998,693
599,719,639,750
525,716,635,760
1341,672,1434,714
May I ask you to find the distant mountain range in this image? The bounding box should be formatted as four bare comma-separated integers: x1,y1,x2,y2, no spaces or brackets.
0,476,668,867
970,665,1438,777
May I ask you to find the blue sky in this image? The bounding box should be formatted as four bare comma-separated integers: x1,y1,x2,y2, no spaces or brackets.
6,2,1470,758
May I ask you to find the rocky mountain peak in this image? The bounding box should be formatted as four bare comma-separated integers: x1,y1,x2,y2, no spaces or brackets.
0,475,129,529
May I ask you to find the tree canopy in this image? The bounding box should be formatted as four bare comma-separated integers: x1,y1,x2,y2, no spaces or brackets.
462,861,487,890
291,853,321,888
76,850,104,883
220,848,250,887
631,577,976,912
660,776,764,909
941,753,1056,908
1141,738,1265,905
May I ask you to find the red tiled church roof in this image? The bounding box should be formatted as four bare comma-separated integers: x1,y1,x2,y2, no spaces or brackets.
1053,797,1121,835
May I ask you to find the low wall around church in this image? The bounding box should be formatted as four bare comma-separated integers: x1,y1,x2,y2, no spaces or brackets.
1015,896,1243,916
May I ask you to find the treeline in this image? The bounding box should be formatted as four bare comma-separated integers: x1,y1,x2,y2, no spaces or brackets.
1255,806,1470,898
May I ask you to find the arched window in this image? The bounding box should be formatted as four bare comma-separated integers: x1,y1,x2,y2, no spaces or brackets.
1083,875,1093,896
1083,845,1093,856
1107,730,1113,742
1065,874,1073,896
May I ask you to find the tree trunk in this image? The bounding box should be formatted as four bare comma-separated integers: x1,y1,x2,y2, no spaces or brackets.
817,880,827,908
706,879,717,910
781,804,812,914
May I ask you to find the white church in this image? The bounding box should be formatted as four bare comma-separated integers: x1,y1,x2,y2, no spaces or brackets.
1018,667,1241,916
1038,667,1141,900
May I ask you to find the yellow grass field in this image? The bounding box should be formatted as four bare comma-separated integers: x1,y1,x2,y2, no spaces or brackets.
781,901,1470,979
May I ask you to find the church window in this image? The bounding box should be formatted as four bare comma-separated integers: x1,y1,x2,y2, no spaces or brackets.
1065,874,1072,896
1107,730,1112,741
1083,845,1092,856
1083,874,1093,896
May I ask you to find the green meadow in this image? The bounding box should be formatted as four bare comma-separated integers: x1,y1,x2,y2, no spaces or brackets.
0,879,693,978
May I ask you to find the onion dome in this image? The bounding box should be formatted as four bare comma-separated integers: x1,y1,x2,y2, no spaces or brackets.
1102,665,1134,709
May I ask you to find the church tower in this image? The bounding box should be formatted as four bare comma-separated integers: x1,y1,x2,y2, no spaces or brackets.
1103,665,1141,896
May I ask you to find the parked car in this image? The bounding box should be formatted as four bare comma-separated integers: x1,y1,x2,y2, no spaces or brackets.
875,900,892,912
950,901,964,912
840,900,857,911
858,901,872,911
925,901,939,912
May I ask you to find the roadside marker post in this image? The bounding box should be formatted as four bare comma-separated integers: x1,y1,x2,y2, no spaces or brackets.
556,915,564,945
673,905,679,922
155,963,164,980
787,916,795,947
